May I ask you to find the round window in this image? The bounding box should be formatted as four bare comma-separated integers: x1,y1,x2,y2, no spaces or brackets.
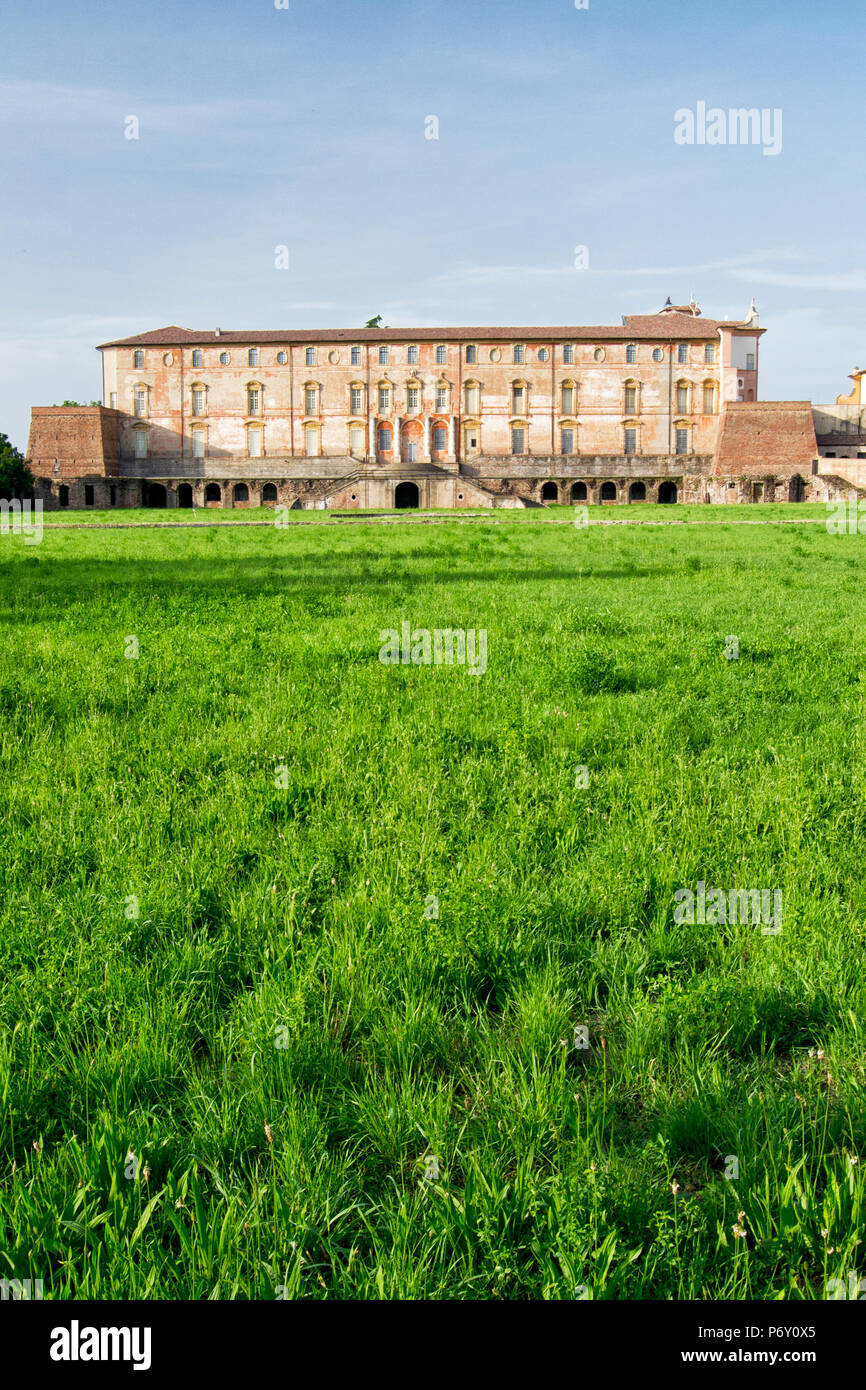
328,350,339,365
163,352,174,366
594,348,605,363
220,352,230,366
277,351,287,365
538,348,549,362
652,348,663,361
489,347,502,362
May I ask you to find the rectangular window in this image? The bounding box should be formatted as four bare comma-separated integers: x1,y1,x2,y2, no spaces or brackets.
626,344,637,364
248,389,261,415
109,392,117,409
192,349,202,368
562,385,575,414
134,389,147,417
703,384,715,414
512,387,525,413
249,348,259,367
305,426,318,455
408,345,418,364
746,352,756,371
248,428,263,458
110,486,117,507
84,484,94,506
511,427,526,454
678,344,688,364
465,386,479,414
379,346,389,365
407,387,419,411
436,387,448,411
466,345,476,364
624,386,637,413
133,350,144,368
305,388,317,415
676,385,689,413
624,428,637,454
192,388,204,415
134,430,148,458
351,387,363,414
350,426,365,452
561,428,575,455
351,346,362,366
192,430,205,458
563,344,575,363
676,428,689,454
306,347,316,366
433,426,447,451
705,343,716,364
378,387,390,413
514,345,525,364
436,345,447,364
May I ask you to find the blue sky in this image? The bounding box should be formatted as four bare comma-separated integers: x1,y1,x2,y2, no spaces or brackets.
1,0,863,448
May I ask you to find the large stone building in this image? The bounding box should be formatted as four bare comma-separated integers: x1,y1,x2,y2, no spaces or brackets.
27,298,839,510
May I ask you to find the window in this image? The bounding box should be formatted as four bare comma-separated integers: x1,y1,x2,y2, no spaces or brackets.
248,387,261,415
192,349,202,368
305,425,319,455
110,486,117,507
465,383,480,414
192,387,205,415
652,348,663,362
408,345,418,364
433,427,447,451
466,345,477,364
220,352,230,366
538,347,549,362
378,425,392,451
746,352,756,371
379,346,389,365
561,383,575,414
249,348,259,367
351,387,363,414
512,384,525,413
678,344,688,364
511,427,526,454
350,426,365,453
561,428,575,455
248,426,263,457
305,387,318,415
205,483,221,503
234,483,249,503
277,350,288,365
134,428,148,458
563,344,575,363
378,386,390,413
624,428,637,455
109,393,117,409
514,345,525,364
436,386,449,411
436,345,447,364
703,383,716,414
192,428,205,458
705,343,716,364
407,387,420,411
306,347,316,366
134,387,147,417
263,483,278,503
676,382,689,414
676,428,689,454
59,485,69,507
84,484,94,507
351,346,362,366
624,383,637,414
133,350,144,368
626,344,637,364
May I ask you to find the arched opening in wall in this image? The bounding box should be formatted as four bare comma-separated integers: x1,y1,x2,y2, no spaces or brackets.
658,481,678,504
541,481,558,502
59,485,69,508
402,419,423,463
145,482,167,509
177,483,193,508
233,483,249,506
746,389,755,401
788,475,805,502
204,483,222,505
629,481,646,501
395,481,420,510
262,483,278,505
378,424,393,457
571,481,587,502
600,481,617,502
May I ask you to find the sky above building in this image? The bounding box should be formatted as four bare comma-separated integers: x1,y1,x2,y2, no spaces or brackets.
1,0,862,448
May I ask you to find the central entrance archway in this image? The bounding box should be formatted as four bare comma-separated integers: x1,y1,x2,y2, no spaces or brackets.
395,481,420,509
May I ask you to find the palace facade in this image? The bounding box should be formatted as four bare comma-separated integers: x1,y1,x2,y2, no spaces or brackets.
28,300,841,510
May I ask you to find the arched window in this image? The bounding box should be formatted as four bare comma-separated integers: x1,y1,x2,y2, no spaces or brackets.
571,481,587,501
624,380,638,414
204,482,221,503
676,380,690,414
600,481,617,501
629,481,646,501
262,483,278,503
541,481,558,501
234,483,249,503
561,380,576,415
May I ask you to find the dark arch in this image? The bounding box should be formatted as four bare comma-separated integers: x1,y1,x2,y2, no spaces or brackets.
145,482,167,509
204,482,221,503
59,485,69,507
571,481,587,502
658,481,678,504
788,475,804,502
600,481,617,501
541,481,558,502
262,483,278,504
233,483,249,503
629,481,646,501
395,481,419,509
177,483,193,509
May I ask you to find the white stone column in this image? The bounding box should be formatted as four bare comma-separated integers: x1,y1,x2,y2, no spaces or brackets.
424,415,431,459
447,416,453,457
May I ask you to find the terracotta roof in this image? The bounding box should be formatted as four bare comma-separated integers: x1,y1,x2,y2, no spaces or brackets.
97,312,759,350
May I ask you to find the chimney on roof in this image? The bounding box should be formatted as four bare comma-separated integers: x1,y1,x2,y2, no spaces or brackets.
215,327,221,337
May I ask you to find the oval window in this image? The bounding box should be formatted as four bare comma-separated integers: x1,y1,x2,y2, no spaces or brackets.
277,350,287,365
489,347,502,363
163,352,174,366
653,348,663,362
220,352,230,366
594,348,605,363
328,350,339,365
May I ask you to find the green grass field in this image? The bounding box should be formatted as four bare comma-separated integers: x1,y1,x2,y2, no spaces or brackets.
1,504,863,1300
